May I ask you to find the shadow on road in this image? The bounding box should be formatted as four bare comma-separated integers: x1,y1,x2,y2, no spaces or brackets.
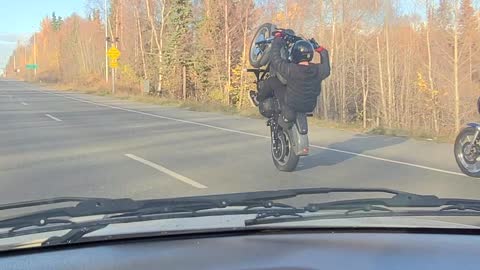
296,134,408,170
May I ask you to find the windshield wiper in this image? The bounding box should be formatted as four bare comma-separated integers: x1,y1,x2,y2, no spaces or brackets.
0,197,138,233
0,188,401,230
245,191,480,226
2,188,480,244
42,224,108,246
0,188,393,239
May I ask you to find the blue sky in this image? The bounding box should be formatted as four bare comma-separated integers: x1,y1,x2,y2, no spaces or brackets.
0,0,85,68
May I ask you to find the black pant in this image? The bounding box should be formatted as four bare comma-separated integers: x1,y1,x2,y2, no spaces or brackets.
257,77,296,121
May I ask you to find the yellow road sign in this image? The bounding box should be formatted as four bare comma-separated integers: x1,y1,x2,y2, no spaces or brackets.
109,59,119,68
107,46,121,60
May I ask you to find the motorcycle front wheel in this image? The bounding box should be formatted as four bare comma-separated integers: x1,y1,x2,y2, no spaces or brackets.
249,23,275,68
454,126,480,177
271,127,299,172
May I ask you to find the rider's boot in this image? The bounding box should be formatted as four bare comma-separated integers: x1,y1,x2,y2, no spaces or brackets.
278,115,293,129
249,91,259,107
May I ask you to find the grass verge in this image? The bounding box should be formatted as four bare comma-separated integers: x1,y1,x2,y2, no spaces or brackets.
34,81,453,143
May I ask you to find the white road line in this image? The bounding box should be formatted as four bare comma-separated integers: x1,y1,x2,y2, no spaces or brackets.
21,102,28,105
39,89,467,177
125,154,207,189
0,94,12,101
40,90,266,138
45,114,62,122
309,145,466,177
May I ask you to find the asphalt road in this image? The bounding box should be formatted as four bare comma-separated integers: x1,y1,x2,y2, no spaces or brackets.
1,79,479,205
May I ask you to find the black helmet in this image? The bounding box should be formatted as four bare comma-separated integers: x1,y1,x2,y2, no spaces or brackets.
290,40,314,64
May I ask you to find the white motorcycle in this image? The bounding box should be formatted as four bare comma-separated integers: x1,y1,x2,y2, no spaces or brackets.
454,97,480,177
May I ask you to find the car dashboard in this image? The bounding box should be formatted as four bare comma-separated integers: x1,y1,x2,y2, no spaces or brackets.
1,230,479,269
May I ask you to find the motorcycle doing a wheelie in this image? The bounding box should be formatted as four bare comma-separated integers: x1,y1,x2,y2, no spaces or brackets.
247,23,317,172
454,97,480,177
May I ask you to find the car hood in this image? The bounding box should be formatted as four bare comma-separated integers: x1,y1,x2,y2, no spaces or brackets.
86,215,480,237
1,214,480,251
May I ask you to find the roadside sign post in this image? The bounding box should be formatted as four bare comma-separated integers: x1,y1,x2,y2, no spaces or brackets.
107,45,121,94
104,0,108,83
33,32,37,78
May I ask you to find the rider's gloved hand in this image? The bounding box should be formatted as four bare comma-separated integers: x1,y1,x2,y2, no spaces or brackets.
310,38,326,53
273,30,285,38
315,46,326,53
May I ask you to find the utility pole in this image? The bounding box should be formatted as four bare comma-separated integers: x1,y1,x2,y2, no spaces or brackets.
105,0,109,82
13,53,16,78
112,66,115,94
33,32,37,78
182,65,187,100
112,53,115,94
108,37,119,94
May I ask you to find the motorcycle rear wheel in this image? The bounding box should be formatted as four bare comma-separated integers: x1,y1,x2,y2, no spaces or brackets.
249,23,275,68
454,127,480,177
272,127,299,172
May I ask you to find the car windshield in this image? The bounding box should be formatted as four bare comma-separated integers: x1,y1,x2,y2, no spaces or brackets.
1,0,480,250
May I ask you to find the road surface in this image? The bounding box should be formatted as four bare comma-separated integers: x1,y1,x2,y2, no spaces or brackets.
1,79,479,205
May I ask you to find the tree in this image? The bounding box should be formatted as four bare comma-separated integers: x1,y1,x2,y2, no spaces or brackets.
163,0,193,96
453,0,460,133
425,0,439,134
5,0,480,137
459,0,475,36
51,12,63,31
436,0,453,30
459,0,477,83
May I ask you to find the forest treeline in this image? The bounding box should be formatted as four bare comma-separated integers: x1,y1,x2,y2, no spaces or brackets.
6,0,480,136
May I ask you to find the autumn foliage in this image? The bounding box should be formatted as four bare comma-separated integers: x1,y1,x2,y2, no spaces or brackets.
5,0,480,137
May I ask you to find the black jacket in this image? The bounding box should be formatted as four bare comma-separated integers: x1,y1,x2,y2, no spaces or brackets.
270,37,330,112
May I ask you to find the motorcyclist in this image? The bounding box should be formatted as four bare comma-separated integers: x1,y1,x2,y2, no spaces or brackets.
249,30,331,125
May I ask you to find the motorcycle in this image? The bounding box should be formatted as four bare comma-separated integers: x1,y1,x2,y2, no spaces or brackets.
454,97,480,177
247,23,313,172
